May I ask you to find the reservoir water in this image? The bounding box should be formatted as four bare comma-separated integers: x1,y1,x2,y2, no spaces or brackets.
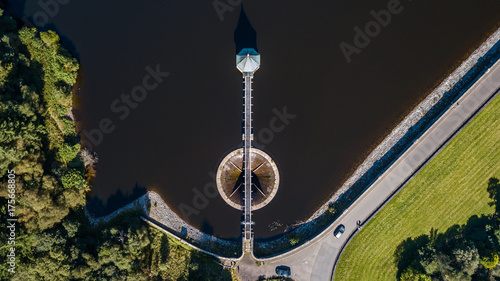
6,0,499,238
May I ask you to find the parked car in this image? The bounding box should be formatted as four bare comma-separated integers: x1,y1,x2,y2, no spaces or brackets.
334,224,345,238
275,265,291,277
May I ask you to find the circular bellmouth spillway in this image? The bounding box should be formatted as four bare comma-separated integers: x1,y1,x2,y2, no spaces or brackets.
216,148,280,210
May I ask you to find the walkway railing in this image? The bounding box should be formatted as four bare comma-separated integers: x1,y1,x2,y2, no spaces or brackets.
242,74,254,253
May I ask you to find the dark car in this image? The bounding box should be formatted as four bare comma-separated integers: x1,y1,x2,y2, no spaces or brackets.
275,265,291,277
334,224,345,238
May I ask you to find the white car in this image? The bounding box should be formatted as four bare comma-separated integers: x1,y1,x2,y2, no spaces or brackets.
334,224,345,238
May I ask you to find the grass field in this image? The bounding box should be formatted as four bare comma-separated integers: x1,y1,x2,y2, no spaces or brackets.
334,94,500,281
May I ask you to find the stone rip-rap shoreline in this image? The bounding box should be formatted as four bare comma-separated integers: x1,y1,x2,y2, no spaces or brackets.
309,27,500,220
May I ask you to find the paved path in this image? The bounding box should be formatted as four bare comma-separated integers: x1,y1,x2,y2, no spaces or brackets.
236,59,500,281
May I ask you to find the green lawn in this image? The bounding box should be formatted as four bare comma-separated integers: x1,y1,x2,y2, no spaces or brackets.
334,94,500,281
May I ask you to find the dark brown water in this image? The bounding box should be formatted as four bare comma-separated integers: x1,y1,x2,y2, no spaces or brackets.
6,0,499,238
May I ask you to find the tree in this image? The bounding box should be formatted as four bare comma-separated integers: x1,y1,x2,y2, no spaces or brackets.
40,30,59,46
59,188,84,208
62,219,80,238
57,143,80,164
400,266,431,281
61,169,85,189
79,147,98,167
451,244,479,275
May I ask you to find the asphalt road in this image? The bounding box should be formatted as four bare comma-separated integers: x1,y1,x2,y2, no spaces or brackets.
236,59,500,281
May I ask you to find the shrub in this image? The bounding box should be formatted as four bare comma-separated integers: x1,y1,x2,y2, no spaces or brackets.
480,252,499,270
288,233,300,246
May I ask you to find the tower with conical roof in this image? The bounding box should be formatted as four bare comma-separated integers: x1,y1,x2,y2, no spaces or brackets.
237,48,260,76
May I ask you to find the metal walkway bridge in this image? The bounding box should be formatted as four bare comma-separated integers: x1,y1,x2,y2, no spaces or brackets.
236,48,260,253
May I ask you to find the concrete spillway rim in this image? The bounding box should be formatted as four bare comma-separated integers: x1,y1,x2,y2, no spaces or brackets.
216,148,280,211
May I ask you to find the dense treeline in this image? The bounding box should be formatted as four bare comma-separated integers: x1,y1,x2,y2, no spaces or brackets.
0,5,84,232
396,178,500,281
0,4,231,280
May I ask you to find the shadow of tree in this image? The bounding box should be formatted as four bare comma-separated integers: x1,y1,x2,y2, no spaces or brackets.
394,177,500,279
394,234,431,279
186,251,233,281
487,177,500,213
159,235,169,266
86,183,147,217
2,0,27,20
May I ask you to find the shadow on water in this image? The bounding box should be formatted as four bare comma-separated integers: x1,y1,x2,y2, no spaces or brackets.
86,183,147,217
3,1,80,59
36,22,80,60
234,6,258,54
2,0,26,19
201,219,214,236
